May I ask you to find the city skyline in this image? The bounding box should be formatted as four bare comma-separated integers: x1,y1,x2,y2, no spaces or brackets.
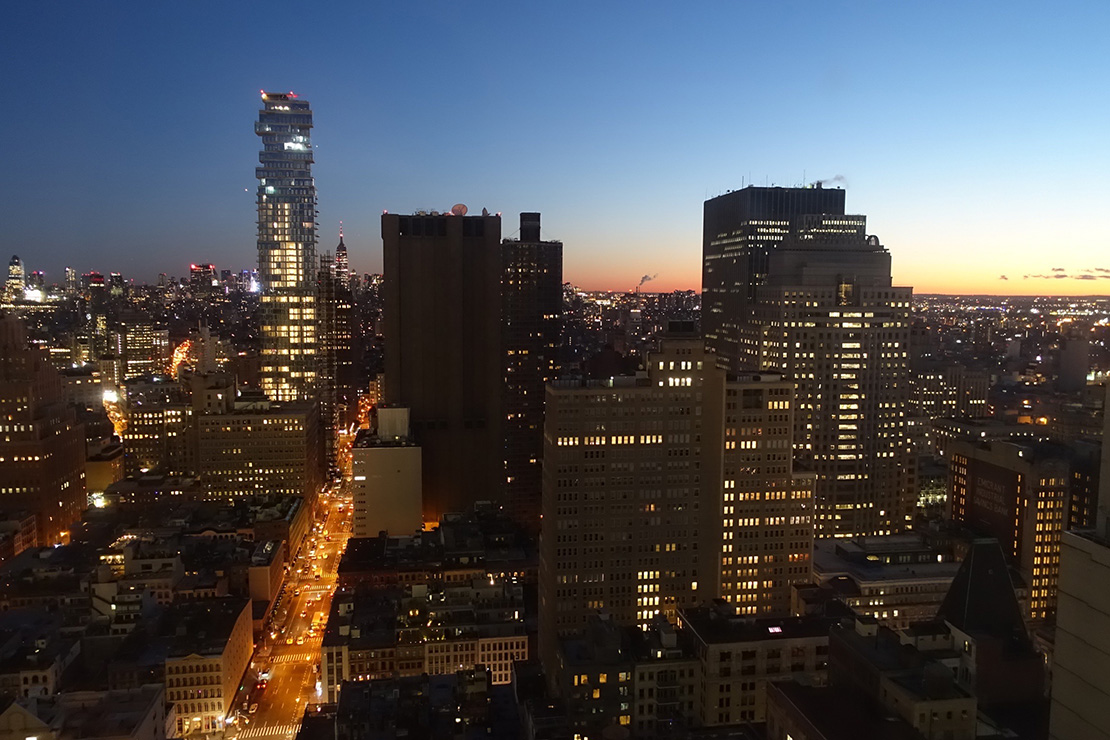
4,2,1109,295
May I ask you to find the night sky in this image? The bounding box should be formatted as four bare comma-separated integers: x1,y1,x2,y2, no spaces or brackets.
3,1,1108,294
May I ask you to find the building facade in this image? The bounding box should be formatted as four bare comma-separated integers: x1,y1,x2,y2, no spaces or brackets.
539,331,814,677
382,212,505,521
501,213,563,530
0,317,87,545
703,186,914,538
948,440,1067,621
255,91,318,403
163,597,253,736
351,409,421,538
195,400,322,501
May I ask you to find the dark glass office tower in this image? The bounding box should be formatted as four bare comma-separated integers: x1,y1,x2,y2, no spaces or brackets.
703,186,847,367
255,91,318,402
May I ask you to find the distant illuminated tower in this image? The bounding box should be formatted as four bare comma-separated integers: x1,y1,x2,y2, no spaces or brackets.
189,263,218,296
335,225,350,284
6,256,25,300
64,267,77,295
255,91,318,402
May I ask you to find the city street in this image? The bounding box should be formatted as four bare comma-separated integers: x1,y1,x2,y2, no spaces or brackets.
227,483,353,740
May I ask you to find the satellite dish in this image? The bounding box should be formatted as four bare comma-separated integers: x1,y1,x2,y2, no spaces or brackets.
451,203,468,216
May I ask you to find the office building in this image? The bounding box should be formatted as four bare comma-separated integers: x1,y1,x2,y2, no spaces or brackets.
1051,530,1110,739
64,266,77,295
188,263,218,296
120,376,193,475
771,540,1045,740
805,534,961,629
320,577,528,701
351,408,421,538
539,330,813,676
502,213,563,530
1049,383,1110,740
702,186,914,538
383,210,562,526
317,252,339,478
949,440,1068,621
382,210,505,521
255,91,318,403
703,185,847,363
331,231,357,424
4,256,24,300
0,316,87,545
194,396,322,501
118,313,169,379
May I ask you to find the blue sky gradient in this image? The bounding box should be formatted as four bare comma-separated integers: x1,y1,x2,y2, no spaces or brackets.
3,1,1108,293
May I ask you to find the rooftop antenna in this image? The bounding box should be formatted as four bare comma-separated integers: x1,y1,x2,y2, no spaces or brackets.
339,221,344,239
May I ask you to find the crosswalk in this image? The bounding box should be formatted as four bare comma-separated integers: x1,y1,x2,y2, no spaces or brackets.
272,651,317,663
237,722,302,739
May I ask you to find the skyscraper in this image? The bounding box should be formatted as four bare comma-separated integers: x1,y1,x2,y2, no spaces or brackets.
335,226,350,284
539,330,814,676
316,252,339,479
382,210,563,527
703,186,914,537
255,91,318,403
502,213,563,529
703,186,846,366
382,210,504,522
332,234,357,427
5,256,24,301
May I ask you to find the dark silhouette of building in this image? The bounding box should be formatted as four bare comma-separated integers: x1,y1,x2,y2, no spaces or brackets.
0,315,87,545
501,213,562,529
332,233,358,428
382,211,505,522
383,211,562,527
317,252,339,479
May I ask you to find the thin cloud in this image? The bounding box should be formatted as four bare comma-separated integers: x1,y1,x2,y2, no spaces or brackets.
1024,270,1110,281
